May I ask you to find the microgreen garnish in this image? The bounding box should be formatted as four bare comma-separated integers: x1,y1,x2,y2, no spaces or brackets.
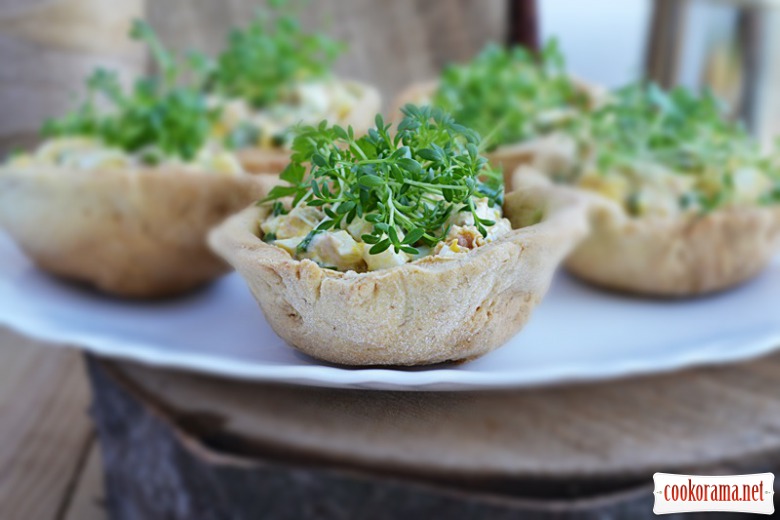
205,0,344,109
583,83,779,211
588,84,753,170
433,40,587,152
262,105,503,255
42,21,217,161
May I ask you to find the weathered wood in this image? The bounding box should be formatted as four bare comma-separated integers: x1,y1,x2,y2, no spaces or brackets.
0,329,94,520
107,353,780,480
88,354,780,519
735,5,763,129
0,0,145,155
64,443,107,520
147,0,506,109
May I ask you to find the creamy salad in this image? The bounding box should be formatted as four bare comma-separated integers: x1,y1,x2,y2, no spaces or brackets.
215,80,366,150
262,197,511,272
575,160,773,218
14,22,242,176
564,84,780,217
7,137,243,175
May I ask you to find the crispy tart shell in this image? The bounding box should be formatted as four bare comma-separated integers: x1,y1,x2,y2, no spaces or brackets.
514,168,780,297
0,166,275,298
208,183,590,366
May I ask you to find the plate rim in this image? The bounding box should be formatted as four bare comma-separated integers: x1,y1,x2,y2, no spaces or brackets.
2,300,778,391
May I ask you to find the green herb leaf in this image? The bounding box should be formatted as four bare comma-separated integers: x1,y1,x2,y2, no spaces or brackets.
42,21,216,161
582,82,778,212
432,40,587,151
261,104,504,253
207,2,345,108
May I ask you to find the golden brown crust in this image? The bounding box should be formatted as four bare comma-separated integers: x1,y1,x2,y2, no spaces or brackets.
0,165,270,298
236,80,382,175
208,184,590,366
514,168,780,296
566,201,780,296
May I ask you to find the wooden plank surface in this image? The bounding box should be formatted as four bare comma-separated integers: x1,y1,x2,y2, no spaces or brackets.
88,356,780,519
0,329,97,520
113,349,780,482
64,444,107,520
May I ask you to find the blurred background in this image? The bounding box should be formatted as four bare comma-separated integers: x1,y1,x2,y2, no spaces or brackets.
3,0,780,155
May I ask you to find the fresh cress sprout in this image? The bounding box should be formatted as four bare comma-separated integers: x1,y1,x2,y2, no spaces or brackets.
433,40,588,152
42,21,217,162
262,105,504,256
205,0,344,109
585,83,780,211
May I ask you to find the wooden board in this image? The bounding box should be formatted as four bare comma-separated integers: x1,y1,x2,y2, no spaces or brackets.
64,444,107,520
108,352,780,481
86,352,780,519
0,329,96,520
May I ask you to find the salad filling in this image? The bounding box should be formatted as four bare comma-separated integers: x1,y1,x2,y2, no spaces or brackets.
215,80,367,151
7,137,242,175
562,84,780,217
430,41,591,152
260,105,511,272
6,21,242,175
203,4,364,151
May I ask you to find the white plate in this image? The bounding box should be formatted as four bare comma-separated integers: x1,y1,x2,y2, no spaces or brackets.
1,232,779,391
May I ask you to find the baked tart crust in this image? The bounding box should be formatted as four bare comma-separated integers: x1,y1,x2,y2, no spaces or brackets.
514,168,780,297
209,183,590,366
0,166,273,298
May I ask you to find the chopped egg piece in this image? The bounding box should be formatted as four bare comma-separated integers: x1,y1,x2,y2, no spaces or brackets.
195,148,243,175
37,137,104,163
346,217,373,241
485,219,512,241
272,236,304,255
447,197,502,227
577,171,629,203
733,167,771,204
302,231,364,271
363,245,409,271
434,239,467,258
261,206,323,239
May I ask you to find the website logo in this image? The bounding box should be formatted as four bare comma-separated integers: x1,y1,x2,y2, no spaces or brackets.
654,473,774,515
